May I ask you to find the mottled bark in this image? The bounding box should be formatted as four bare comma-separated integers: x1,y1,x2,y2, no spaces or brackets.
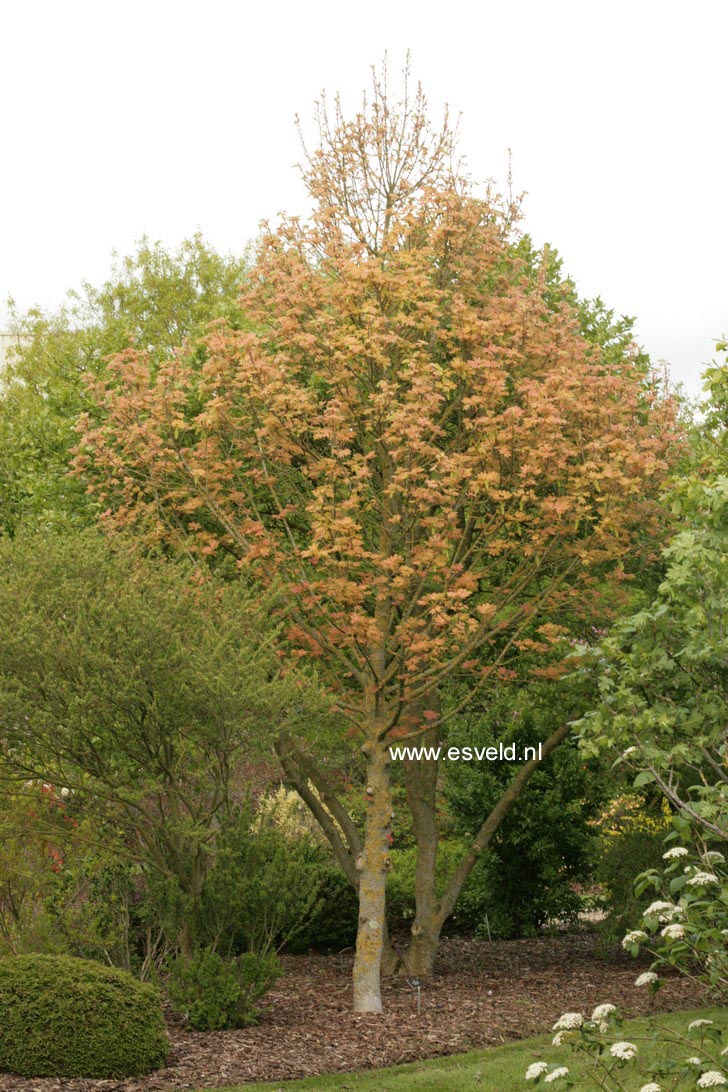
275,732,402,975
400,704,442,977
352,742,392,1012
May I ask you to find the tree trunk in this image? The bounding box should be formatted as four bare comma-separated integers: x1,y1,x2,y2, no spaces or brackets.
352,742,392,1012
398,720,573,975
401,711,442,978
381,921,402,975
178,920,193,958
402,921,440,976
275,732,403,975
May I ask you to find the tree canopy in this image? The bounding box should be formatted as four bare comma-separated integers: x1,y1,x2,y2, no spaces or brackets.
0,236,245,535
578,354,728,843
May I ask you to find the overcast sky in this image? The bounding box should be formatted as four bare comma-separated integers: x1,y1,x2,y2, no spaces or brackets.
1,0,725,398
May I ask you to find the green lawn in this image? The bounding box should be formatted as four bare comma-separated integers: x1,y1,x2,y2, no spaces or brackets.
207,1007,726,1092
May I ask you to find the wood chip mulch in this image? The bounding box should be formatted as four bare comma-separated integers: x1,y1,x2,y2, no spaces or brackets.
0,933,708,1090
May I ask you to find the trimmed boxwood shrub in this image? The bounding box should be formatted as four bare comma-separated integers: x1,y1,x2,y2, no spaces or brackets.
0,955,169,1078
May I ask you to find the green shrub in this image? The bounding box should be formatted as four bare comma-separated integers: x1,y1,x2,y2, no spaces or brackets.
190,819,323,957
386,840,468,931
0,955,168,1078
168,947,281,1030
445,713,601,938
284,861,359,953
594,793,671,943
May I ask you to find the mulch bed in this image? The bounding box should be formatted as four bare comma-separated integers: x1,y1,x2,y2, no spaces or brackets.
0,934,708,1090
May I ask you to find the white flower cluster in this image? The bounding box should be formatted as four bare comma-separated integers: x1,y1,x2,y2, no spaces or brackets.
644,901,682,922
697,1073,727,1088
525,1061,571,1084
590,1002,617,1032
660,923,685,939
704,851,725,864
622,930,648,948
525,1061,549,1080
646,904,685,921
645,900,674,916
591,1003,617,1021
639,1084,662,1092
610,1041,637,1060
544,1067,570,1084
687,871,720,887
689,1019,714,1030
662,846,689,859
552,1012,583,1031
635,971,659,987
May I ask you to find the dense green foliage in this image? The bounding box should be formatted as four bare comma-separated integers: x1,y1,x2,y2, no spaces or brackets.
0,236,246,535
168,947,281,1030
0,531,331,957
444,684,606,938
285,862,359,954
0,955,168,1077
188,817,324,956
577,358,728,842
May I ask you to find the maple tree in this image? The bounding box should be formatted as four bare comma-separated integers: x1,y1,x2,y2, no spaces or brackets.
75,63,680,1011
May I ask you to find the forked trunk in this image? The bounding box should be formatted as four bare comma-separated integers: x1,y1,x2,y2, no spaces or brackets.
402,921,441,976
397,720,573,977
352,743,392,1012
401,713,442,978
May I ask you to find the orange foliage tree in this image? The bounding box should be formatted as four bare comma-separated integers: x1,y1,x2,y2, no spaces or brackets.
75,64,679,1012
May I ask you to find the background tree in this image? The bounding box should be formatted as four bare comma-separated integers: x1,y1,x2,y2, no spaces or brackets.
0,236,245,535
0,531,329,955
578,350,728,842
75,64,680,1011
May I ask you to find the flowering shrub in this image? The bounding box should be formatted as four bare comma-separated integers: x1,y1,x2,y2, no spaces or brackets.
526,826,728,1088
625,829,728,999
525,1004,727,1088
253,785,327,845
597,795,673,840
592,793,672,942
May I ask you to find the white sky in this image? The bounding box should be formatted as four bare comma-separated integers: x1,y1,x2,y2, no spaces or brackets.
1,0,725,399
